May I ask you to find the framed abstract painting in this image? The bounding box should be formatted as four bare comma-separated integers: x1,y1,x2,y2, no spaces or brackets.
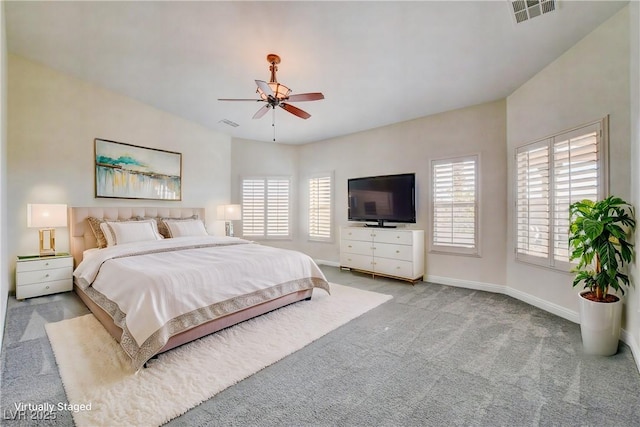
94,138,182,200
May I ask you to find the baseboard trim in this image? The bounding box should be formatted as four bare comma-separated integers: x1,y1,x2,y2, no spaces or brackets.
621,329,640,374
425,274,637,370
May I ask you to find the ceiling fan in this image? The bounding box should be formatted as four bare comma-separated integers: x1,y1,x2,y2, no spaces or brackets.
218,54,324,121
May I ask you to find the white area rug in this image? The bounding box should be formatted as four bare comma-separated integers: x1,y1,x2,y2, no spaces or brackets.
45,283,392,427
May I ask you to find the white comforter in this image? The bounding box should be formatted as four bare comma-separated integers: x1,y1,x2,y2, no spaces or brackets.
74,236,330,369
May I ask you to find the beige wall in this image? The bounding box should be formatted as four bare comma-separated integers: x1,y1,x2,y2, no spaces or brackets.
232,99,508,287
0,1,8,349
506,8,630,316
7,54,232,292
628,1,640,359
230,137,299,251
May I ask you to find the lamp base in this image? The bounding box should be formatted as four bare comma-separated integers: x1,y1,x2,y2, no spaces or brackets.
225,221,235,237
39,228,57,257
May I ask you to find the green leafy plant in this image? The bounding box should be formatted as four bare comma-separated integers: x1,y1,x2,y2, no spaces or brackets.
569,196,636,302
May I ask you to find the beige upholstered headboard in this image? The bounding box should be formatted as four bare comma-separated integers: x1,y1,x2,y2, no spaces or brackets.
69,207,205,267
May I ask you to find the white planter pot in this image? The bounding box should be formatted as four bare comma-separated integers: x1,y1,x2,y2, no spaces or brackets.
578,291,622,356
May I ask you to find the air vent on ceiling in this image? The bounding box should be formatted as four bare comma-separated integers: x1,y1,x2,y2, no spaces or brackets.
510,0,555,24
219,119,239,128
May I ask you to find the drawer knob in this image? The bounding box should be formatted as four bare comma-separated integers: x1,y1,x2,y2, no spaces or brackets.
45,274,49,278
45,285,50,289
396,250,400,253
348,245,352,248
45,262,49,266
396,236,400,239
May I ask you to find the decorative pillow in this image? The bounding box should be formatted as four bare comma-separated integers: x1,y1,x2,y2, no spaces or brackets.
87,217,110,248
100,222,116,247
87,216,145,248
103,219,163,246
162,218,208,238
151,215,199,238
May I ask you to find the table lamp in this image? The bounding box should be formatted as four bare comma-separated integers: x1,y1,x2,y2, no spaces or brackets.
217,204,242,237
27,204,68,256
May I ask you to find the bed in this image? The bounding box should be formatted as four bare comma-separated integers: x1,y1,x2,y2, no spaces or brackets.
69,207,330,370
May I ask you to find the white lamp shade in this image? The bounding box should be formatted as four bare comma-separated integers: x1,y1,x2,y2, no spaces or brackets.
27,204,68,228
216,204,242,221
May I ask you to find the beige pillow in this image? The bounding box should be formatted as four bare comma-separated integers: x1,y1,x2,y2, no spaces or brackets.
86,217,109,248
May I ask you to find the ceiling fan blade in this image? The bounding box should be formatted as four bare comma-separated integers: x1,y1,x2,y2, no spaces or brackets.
280,103,311,119
286,92,325,102
218,98,263,102
255,80,274,97
252,104,271,119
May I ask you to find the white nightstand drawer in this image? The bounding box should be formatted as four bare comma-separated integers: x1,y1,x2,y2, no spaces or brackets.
16,257,73,273
16,279,73,300
17,267,73,286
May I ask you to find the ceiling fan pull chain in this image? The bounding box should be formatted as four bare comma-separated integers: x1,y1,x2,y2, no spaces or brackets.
272,108,276,142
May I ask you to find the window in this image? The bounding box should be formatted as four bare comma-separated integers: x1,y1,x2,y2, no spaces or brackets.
516,118,607,270
241,177,291,239
308,174,332,241
431,155,478,255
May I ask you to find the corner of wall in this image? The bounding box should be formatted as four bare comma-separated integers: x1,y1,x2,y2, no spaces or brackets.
0,0,9,352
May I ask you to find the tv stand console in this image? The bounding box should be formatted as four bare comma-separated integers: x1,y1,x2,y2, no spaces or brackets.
340,227,424,283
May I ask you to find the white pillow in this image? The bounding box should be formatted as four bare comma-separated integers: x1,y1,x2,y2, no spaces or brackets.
163,218,208,237
103,219,162,246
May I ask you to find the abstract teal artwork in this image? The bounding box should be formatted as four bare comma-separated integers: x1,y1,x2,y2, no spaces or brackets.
95,139,182,200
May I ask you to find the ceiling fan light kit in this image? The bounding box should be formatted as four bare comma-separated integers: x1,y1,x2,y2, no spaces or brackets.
218,53,324,141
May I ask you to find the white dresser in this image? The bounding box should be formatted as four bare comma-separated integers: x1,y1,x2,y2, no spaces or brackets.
16,254,73,300
340,227,425,283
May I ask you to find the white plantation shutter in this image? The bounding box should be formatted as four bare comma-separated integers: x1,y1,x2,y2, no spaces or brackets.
309,175,332,241
241,179,265,237
515,119,605,270
242,177,290,238
267,179,290,237
516,143,550,262
432,156,478,254
552,126,600,265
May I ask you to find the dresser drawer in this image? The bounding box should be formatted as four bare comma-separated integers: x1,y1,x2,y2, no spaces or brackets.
340,239,373,256
16,279,73,300
372,243,414,261
371,231,413,245
373,257,415,280
341,227,373,242
16,257,73,273
17,266,73,286
340,253,374,272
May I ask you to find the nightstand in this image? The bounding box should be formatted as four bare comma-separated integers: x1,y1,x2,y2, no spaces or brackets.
16,253,73,300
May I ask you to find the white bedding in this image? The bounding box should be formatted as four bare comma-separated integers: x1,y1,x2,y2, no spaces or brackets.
74,236,330,369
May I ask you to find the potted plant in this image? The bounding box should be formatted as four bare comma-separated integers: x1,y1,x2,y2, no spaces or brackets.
569,196,636,356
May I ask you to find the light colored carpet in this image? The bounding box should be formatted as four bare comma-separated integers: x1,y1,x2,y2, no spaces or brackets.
44,283,392,427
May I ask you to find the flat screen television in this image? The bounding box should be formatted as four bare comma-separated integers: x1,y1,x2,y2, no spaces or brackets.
348,173,416,227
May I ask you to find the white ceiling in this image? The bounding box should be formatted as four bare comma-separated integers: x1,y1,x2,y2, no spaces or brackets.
5,1,628,144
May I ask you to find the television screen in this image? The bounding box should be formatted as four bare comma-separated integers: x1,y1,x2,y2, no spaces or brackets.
348,173,416,226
